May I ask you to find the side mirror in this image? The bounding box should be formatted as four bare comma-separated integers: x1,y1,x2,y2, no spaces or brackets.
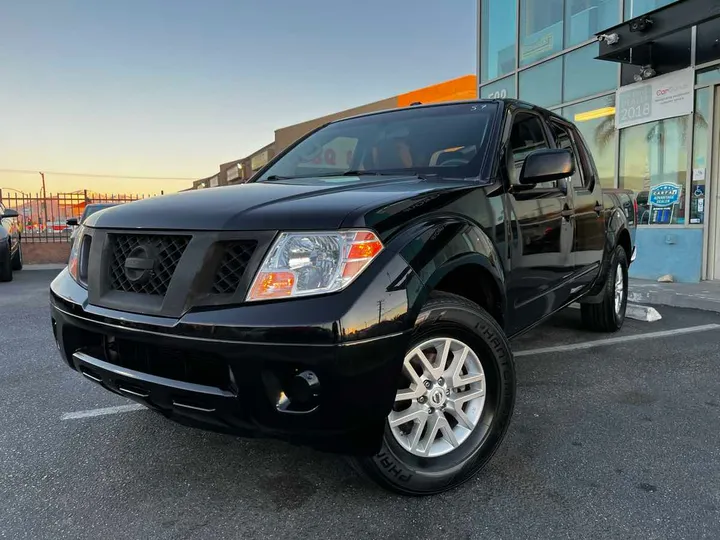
519,149,574,185
66,218,79,227
1,208,18,219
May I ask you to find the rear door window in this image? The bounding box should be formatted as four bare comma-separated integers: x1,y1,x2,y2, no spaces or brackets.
550,122,584,190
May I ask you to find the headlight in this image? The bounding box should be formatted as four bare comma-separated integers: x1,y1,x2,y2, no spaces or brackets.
246,230,384,302
67,225,85,283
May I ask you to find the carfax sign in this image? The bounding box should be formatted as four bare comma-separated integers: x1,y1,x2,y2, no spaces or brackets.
649,183,682,207
615,68,694,130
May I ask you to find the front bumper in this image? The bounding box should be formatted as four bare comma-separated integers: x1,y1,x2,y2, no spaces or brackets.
50,268,414,455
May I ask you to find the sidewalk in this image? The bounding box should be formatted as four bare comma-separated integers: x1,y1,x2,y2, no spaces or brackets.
629,278,720,314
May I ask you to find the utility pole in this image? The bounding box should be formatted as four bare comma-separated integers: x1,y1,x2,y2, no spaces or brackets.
377,299,384,324
39,172,48,225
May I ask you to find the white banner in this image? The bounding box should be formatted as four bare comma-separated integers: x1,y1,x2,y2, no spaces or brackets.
615,68,694,130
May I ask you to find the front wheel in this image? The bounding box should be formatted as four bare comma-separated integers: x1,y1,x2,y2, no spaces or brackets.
580,245,628,332
351,292,515,495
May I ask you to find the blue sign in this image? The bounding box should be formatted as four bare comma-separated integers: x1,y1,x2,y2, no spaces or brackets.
649,183,681,208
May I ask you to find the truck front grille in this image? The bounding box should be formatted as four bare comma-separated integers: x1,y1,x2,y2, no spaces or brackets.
211,241,258,295
108,233,191,296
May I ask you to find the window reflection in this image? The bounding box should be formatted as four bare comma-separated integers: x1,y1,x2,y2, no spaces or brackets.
619,116,689,225
562,95,616,188
563,43,617,102
481,0,517,82
696,18,720,66
519,57,563,108
520,0,564,66
566,0,620,47
624,0,677,19
480,76,516,99
691,89,711,225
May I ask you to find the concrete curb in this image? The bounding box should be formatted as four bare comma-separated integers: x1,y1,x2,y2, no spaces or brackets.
628,288,720,314
23,264,66,271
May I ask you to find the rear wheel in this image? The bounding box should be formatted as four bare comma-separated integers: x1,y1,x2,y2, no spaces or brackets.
0,241,12,282
581,245,628,332
351,292,515,495
11,241,22,271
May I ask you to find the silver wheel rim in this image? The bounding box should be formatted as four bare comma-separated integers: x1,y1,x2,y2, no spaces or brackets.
389,337,486,458
614,263,624,315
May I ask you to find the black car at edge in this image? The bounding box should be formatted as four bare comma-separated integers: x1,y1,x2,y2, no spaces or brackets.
0,202,22,281
50,99,636,495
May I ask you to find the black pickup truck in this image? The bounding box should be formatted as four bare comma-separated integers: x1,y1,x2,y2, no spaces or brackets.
50,99,635,495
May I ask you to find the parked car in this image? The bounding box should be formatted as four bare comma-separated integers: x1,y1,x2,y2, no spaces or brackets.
67,203,118,242
50,99,636,495
0,203,22,281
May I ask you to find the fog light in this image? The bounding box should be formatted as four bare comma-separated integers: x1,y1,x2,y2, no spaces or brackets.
288,370,321,404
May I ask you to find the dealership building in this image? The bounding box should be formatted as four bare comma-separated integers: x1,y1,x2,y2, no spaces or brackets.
480,0,720,281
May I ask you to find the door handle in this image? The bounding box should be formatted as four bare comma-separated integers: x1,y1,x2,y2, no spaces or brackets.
561,205,573,220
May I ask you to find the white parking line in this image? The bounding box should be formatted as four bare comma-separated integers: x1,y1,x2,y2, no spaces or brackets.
61,403,146,420
515,323,720,357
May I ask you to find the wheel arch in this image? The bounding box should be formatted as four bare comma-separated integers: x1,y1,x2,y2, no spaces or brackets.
394,218,507,331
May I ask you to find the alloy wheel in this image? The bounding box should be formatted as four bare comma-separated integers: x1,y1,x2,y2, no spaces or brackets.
389,337,486,458
614,262,624,315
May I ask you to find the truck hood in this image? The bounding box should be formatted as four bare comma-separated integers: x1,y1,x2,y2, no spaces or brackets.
85,176,476,231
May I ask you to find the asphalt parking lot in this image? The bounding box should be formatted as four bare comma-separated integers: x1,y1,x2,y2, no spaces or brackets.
2,270,720,539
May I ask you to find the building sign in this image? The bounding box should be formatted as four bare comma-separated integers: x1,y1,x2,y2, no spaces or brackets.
616,68,694,130
649,183,681,207
648,182,681,224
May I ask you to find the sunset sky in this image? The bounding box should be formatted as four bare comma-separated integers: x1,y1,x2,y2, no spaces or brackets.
1,0,476,196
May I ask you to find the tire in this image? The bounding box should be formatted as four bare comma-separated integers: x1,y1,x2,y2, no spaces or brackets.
0,241,12,282
11,241,22,271
351,292,516,495
580,245,628,333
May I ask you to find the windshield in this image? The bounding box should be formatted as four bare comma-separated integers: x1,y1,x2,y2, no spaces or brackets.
257,102,497,182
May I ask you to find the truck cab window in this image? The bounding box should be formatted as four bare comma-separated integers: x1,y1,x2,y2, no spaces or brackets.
550,122,584,190
508,114,554,187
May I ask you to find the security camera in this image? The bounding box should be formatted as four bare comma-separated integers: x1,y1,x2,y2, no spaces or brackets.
629,17,652,32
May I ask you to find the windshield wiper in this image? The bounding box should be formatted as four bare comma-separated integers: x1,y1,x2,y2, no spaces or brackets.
263,175,294,181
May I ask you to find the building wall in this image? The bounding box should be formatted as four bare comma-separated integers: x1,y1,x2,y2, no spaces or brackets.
479,0,720,281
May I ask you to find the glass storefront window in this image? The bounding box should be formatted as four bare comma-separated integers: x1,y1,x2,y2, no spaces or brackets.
619,115,689,225
519,57,563,108
697,19,720,66
481,0,517,82
520,0,564,67
624,0,677,19
562,94,617,188
480,76,516,99
696,66,720,87
690,89,712,225
566,0,620,48
563,43,618,102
